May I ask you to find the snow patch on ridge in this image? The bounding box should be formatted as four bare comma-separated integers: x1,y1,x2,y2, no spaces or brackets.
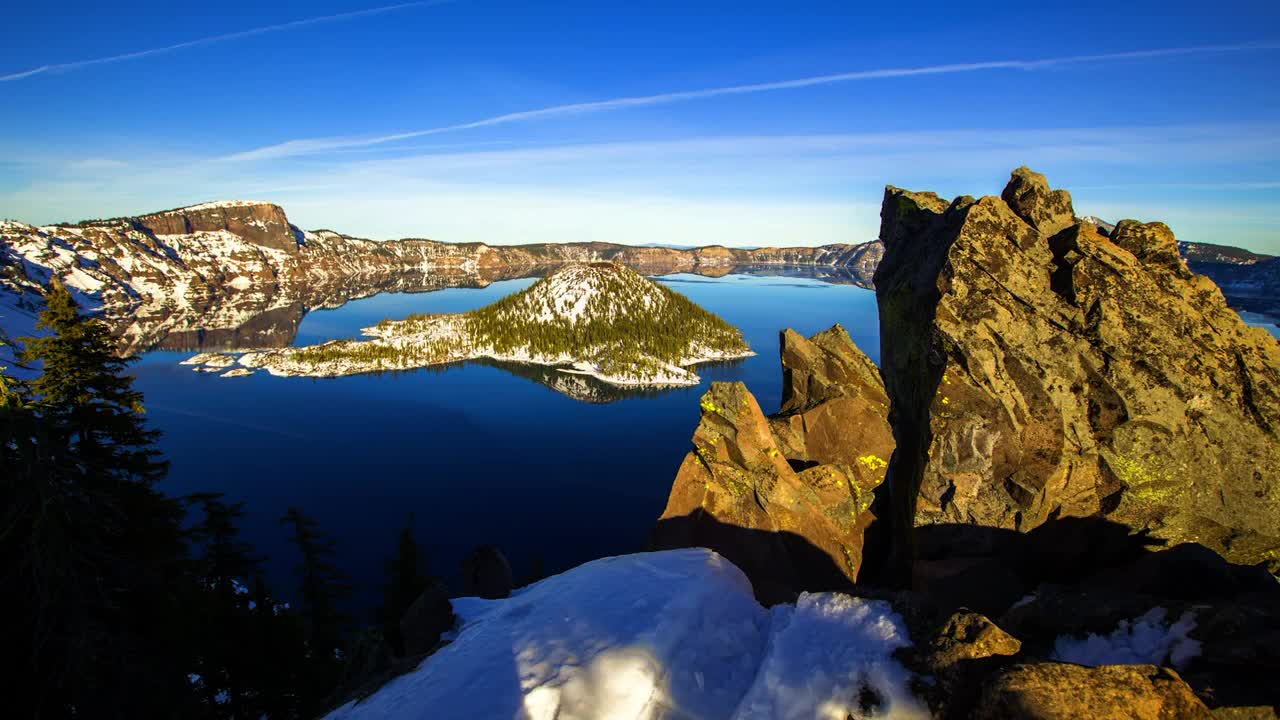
323,549,925,720
167,200,272,212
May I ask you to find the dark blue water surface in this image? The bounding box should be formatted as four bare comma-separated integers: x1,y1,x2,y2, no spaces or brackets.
132,273,881,613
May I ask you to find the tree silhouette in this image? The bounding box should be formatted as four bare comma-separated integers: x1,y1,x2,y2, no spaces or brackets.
4,281,192,718
379,514,430,656
281,506,351,712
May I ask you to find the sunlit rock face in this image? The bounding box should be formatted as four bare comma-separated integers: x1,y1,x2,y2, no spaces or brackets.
874,167,1280,570
770,325,892,467
653,325,893,603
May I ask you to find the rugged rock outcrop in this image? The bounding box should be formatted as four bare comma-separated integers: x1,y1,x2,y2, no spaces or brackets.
873,166,1280,577
975,663,1212,719
769,325,892,465
651,325,892,602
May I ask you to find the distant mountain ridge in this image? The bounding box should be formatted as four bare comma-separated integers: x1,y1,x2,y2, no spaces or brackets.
1178,240,1273,266
0,200,883,354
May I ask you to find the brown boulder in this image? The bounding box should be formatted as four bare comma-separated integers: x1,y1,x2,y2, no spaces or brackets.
1001,166,1076,237
770,324,893,468
398,580,454,657
975,663,1211,719
917,610,1023,718
872,168,1280,582
462,545,514,600
1111,220,1184,271
928,610,1022,667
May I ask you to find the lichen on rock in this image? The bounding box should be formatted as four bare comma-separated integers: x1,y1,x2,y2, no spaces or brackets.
871,167,1280,577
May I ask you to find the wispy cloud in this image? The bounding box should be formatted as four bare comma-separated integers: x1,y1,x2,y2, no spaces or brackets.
0,0,454,83
225,41,1280,161
7,123,1279,251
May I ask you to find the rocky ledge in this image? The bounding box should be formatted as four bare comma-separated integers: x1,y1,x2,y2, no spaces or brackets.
237,262,753,389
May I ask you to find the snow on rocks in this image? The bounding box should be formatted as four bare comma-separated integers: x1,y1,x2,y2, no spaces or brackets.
323,549,926,720
1050,608,1201,670
181,352,231,366
169,200,272,212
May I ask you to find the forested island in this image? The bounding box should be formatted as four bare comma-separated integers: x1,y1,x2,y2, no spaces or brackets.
225,263,754,387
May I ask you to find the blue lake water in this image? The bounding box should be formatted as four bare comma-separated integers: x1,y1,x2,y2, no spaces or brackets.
132,273,882,614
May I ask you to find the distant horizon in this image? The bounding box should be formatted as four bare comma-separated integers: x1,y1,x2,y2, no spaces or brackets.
3,1,1278,252
4,183,1270,254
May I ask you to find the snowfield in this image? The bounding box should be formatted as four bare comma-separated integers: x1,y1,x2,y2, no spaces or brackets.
323,549,928,720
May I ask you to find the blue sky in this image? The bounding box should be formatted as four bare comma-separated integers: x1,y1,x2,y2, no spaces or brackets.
2,0,1279,251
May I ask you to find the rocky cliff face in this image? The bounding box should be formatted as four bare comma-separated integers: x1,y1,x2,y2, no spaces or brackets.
651,325,892,603
874,167,1280,573
136,201,299,254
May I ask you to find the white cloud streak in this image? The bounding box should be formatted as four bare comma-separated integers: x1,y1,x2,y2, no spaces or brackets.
0,0,454,82
225,41,1280,161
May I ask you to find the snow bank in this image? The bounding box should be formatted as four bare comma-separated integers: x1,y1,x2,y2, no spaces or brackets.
733,594,929,720
324,549,927,720
1051,608,1200,670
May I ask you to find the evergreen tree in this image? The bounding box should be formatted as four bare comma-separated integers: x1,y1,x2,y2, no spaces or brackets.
187,493,264,717
280,506,351,712
23,281,168,485
246,574,310,720
378,514,430,656
3,282,194,719
1,283,370,719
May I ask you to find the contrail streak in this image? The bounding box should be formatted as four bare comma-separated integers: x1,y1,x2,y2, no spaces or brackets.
0,0,454,82
226,40,1280,162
